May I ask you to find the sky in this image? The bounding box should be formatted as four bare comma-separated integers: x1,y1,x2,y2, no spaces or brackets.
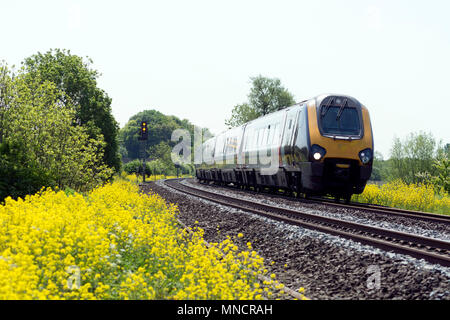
1,0,449,158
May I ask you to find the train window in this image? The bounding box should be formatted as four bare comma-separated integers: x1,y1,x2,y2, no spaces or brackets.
268,124,274,145
321,106,360,136
254,129,260,148
273,124,280,145
245,127,253,151
298,110,303,129
268,123,279,145
263,127,269,145
202,144,208,162
214,135,225,158
226,136,238,155
225,138,229,154
248,130,253,150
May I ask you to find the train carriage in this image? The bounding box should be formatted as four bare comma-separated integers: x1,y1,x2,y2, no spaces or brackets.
196,93,373,202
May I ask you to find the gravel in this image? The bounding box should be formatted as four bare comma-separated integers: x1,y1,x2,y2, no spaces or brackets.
141,179,450,300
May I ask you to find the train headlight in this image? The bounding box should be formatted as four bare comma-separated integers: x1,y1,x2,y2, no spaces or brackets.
359,148,373,164
311,144,326,161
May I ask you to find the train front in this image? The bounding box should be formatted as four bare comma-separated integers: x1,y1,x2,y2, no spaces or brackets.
301,94,373,199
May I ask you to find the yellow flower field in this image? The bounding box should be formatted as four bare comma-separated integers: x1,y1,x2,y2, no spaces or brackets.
353,180,450,214
0,180,301,300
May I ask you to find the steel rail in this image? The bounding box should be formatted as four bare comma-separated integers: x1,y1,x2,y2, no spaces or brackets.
196,179,450,225
163,179,450,267
309,196,450,224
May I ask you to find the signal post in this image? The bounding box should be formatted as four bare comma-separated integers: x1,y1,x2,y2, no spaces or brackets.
138,121,148,182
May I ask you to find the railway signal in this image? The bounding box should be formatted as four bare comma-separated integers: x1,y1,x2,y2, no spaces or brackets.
138,121,148,183
140,121,148,140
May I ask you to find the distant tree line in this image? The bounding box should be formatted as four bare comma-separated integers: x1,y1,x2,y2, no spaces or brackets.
371,132,449,194
121,75,295,177
119,109,212,177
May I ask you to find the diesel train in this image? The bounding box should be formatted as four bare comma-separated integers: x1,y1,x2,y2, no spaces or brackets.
195,94,374,202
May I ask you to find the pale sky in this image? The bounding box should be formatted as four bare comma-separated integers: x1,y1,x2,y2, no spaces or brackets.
1,0,449,158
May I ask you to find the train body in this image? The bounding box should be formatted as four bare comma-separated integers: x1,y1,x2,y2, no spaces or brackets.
196,94,374,201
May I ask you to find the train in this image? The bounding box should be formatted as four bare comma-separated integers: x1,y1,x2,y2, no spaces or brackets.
195,94,374,203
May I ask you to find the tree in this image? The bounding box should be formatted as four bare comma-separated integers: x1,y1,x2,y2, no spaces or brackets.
225,75,295,127
22,49,121,172
249,75,295,116
0,140,52,201
370,151,385,181
389,131,438,184
122,159,151,176
149,142,175,176
0,63,14,144
224,103,259,128
431,157,449,193
119,109,212,160
0,65,112,201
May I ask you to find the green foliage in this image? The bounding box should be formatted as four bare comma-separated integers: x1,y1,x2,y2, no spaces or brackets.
389,131,438,184
224,103,259,128
119,110,197,160
431,157,450,194
146,141,175,176
22,49,121,172
248,75,296,116
123,159,151,176
0,141,51,202
119,110,212,161
122,158,194,177
416,157,450,194
119,109,210,176
149,141,172,164
382,131,448,195
0,64,113,201
64,187,76,197
369,151,385,181
225,75,295,127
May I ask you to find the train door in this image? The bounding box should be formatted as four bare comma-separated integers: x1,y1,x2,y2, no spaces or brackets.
281,107,300,166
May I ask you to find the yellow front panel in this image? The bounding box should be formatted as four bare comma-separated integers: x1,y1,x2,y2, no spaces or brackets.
307,102,373,165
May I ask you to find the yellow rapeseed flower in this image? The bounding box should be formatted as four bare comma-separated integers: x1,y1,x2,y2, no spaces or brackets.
0,179,293,300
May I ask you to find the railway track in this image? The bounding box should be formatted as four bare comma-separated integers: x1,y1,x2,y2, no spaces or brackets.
306,196,450,225
163,178,450,267
197,180,450,225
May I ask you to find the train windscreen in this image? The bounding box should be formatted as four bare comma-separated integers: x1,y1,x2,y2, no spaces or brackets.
320,106,361,136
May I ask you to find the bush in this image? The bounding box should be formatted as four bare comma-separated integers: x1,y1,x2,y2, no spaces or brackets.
123,159,150,175
123,159,194,177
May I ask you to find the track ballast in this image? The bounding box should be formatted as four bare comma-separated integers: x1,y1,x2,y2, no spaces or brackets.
164,178,450,267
